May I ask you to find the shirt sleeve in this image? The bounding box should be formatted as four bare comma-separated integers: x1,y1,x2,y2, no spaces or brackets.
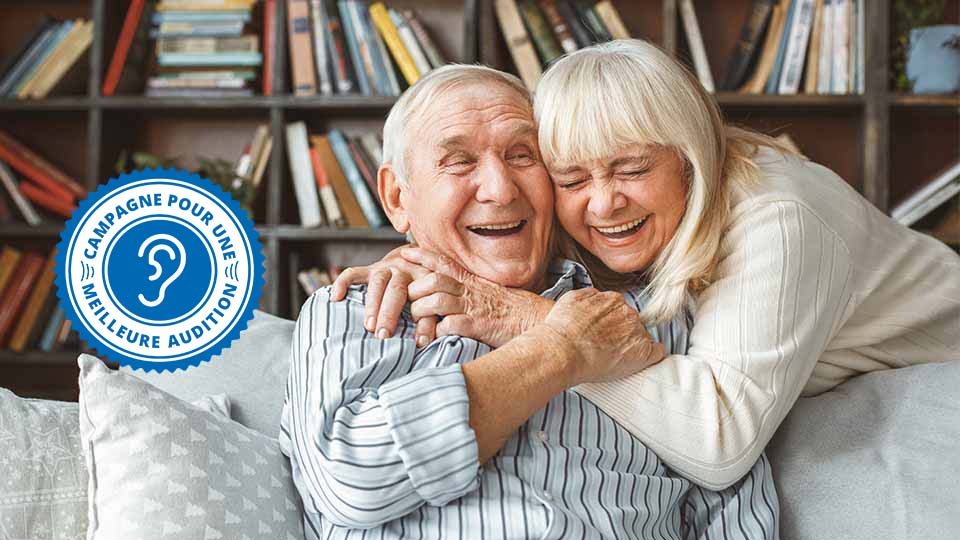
575,200,855,489
279,288,481,529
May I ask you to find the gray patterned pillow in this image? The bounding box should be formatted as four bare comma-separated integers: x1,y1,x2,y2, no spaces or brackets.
0,390,86,540
78,354,304,540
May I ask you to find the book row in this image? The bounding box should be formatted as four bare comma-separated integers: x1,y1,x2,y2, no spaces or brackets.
0,18,93,100
0,247,77,354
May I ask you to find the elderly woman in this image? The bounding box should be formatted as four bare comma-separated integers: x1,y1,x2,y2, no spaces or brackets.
332,39,960,489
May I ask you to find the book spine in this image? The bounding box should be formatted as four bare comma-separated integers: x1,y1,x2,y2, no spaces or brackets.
855,0,864,94
0,24,60,97
899,177,960,227
309,0,334,95
0,161,42,225
288,0,318,95
18,181,76,218
345,136,378,196
104,1,146,96
311,135,369,228
764,0,797,94
309,147,345,226
493,0,543,89
802,0,823,94
0,18,55,88
0,251,44,347
679,0,715,93
390,8,431,77
54,318,73,349
816,0,833,94
358,133,382,166
360,2,400,95
0,247,22,295
30,21,94,99
285,122,323,227
592,0,631,40
39,306,66,352
891,161,960,220
263,0,276,95
17,21,79,98
338,0,372,95
153,11,251,23
369,2,420,86
401,9,445,69
720,0,775,91
8,252,56,352
574,2,612,42
555,1,592,48
830,0,848,94
323,0,355,93
157,21,245,36
328,130,385,227
518,0,563,65
537,0,578,54
251,136,273,188
0,129,84,199
157,52,263,66
157,36,259,54
778,0,816,94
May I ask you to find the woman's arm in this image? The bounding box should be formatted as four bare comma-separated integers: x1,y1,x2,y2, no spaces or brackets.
576,200,855,490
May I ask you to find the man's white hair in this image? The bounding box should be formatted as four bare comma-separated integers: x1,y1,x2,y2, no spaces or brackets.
381,64,531,186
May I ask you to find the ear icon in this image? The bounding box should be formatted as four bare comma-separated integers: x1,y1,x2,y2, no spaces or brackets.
137,234,187,308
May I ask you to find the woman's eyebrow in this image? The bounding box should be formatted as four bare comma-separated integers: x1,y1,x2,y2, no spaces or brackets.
608,155,653,168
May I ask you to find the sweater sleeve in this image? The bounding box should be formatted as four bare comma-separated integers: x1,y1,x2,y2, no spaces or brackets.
575,200,854,489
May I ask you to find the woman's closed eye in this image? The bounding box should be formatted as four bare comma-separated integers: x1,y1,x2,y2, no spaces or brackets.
616,168,651,179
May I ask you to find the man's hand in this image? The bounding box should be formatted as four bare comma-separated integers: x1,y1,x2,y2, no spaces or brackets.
540,288,665,385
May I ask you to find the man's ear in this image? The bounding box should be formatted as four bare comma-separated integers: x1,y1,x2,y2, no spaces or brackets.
378,164,410,234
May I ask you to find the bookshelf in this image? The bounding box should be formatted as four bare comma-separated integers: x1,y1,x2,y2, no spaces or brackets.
1,0,957,400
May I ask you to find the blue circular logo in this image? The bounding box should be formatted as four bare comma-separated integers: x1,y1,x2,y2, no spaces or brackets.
54,168,265,372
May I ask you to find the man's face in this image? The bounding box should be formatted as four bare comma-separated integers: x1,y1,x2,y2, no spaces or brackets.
394,83,554,290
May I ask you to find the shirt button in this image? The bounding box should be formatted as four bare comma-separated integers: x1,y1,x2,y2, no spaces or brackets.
536,430,548,443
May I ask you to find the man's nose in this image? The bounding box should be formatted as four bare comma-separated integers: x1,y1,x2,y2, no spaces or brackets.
475,158,520,206
586,182,627,219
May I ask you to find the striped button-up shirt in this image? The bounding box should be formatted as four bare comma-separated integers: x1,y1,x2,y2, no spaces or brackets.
280,259,779,539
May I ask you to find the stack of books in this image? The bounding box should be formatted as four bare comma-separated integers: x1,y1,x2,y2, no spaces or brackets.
286,0,446,97
0,17,93,99
104,0,264,97
0,247,75,354
0,130,84,224
285,121,386,228
892,160,960,227
493,0,630,89
229,124,273,216
695,0,866,95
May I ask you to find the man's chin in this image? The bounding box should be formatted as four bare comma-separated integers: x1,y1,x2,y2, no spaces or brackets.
469,259,546,291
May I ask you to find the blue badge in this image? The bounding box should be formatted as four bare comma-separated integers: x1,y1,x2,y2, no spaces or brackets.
54,168,265,372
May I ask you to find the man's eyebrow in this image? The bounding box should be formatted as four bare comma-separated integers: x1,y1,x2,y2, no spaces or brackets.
436,135,469,151
506,123,537,141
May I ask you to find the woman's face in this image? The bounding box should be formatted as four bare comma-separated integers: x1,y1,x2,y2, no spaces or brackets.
548,144,687,274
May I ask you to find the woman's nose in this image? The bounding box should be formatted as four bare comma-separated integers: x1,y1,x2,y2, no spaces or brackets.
586,182,627,219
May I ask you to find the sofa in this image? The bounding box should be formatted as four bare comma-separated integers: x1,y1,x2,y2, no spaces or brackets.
2,309,958,539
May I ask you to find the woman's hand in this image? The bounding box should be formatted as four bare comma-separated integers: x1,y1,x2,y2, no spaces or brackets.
330,244,438,343
539,288,665,385
401,248,554,348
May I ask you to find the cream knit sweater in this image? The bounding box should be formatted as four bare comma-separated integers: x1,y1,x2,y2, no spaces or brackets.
576,148,960,490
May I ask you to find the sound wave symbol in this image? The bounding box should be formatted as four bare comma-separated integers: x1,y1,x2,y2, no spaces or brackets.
224,262,239,281
79,261,95,281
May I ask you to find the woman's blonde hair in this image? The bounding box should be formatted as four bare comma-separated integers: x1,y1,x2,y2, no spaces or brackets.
534,39,796,323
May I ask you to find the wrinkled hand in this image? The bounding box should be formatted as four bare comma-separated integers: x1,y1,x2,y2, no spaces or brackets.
402,248,553,348
329,244,437,343
540,288,665,385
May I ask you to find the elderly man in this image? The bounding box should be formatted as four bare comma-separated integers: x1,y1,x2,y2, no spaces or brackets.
279,65,777,539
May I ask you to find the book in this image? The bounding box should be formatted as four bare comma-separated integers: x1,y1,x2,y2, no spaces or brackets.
400,9,444,69
358,133,382,167
679,0,715,93
518,0,563,66
0,129,85,200
345,136,378,197
892,161,960,225
0,251,45,347
0,246,22,295
898,177,960,227
157,52,263,66
309,0,333,95
310,135,369,228
251,136,273,189
285,122,323,227
369,2,419,86
0,161,42,225
16,20,80,98
328,129,384,227
777,0,816,94
263,0,276,95
359,1,401,95
157,0,257,11
830,0,849,94
556,0,593,48
0,18,56,89
816,0,834,94
324,0,355,93
802,0,824,94
287,0,317,96
0,22,62,97
339,0,373,95
158,36,259,54
389,8,431,77
855,0,864,94
739,1,787,94
592,1,630,40
153,11,252,24
8,251,57,352
54,317,73,349
39,306,67,352
104,0,148,96
309,147,345,226
28,20,94,99
156,21,246,37
538,0,578,54
764,0,797,94
574,1,612,43
18,181,76,218
494,0,543,89
720,0,776,91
